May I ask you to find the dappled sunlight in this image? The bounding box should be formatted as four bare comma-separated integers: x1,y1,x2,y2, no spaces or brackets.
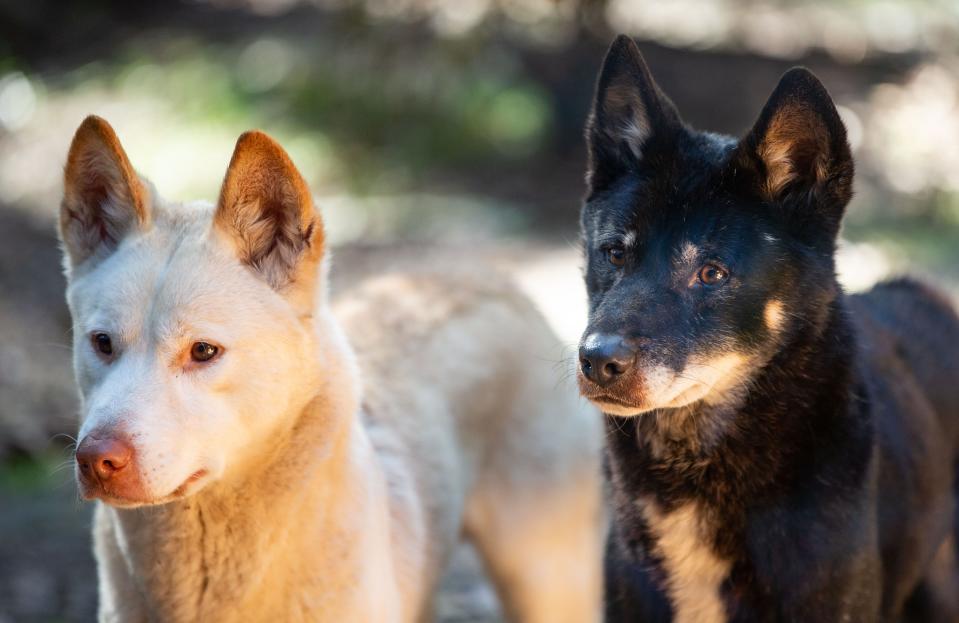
836,240,895,293
201,0,959,60
864,63,959,196
0,3,957,618
508,247,587,344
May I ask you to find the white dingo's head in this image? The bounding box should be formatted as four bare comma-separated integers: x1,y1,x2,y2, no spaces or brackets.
60,116,346,507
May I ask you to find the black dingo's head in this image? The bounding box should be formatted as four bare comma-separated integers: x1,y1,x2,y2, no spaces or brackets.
578,36,853,416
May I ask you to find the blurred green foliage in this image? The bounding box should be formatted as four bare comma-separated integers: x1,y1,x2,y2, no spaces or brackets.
44,33,553,196
0,452,66,494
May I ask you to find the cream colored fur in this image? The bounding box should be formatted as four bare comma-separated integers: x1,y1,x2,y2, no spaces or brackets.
592,352,752,417
640,499,730,623
60,119,603,622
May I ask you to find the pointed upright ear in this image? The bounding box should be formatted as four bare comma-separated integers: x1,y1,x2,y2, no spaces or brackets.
60,115,150,270
214,131,324,291
730,68,853,238
585,35,683,191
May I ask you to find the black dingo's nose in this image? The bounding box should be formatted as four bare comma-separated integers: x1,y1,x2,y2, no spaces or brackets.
579,333,635,387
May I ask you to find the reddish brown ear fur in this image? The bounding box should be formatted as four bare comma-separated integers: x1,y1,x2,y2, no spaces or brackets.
215,131,323,290
734,68,853,208
754,100,837,199
60,115,149,268
729,68,853,241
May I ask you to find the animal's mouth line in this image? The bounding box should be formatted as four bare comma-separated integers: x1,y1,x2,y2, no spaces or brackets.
579,374,713,412
79,483,147,507
584,394,640,408
577,372,643,407
171,469,209,497
662,380,708,405
79,468,211,507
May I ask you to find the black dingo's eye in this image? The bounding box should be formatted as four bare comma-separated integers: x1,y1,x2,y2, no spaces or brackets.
698,264,729,286
190,342,219,363
608,247,626,267
92,332,113,356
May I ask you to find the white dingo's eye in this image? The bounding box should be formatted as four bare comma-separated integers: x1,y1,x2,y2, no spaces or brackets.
190,342,220,363
92,332,114,357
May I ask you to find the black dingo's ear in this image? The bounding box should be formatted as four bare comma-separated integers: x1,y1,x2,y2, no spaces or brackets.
730,68,853,240
60,116,151,271
585,35,683,192
214,131,324,291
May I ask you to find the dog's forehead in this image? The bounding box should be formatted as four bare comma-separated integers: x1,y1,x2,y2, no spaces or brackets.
68,203,273,333
587,153,781,259
586,131,738,235
586,185,730,249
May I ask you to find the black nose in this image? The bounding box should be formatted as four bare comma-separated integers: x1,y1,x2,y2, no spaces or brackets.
579,333,635,387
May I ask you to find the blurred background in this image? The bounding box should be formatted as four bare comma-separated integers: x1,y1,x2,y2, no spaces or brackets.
1,0,957,620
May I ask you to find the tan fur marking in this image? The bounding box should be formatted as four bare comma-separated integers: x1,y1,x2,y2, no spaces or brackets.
642,500,730,623
757,104,831,199
764,299,785,332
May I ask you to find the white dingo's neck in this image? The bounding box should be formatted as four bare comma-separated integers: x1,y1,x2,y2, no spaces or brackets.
98,366,403,622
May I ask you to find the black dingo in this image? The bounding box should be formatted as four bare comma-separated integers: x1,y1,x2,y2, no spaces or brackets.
578,35,959,622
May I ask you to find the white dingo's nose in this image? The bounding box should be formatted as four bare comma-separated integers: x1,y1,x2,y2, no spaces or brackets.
76,433,143,502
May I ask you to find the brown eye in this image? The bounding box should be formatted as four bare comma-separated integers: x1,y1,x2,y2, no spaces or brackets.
608,247,626,267
92,332,113,356
190,342,219,363
698,264,729,286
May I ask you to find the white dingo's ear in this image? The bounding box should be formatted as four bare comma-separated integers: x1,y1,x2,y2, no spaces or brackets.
60,115,151,271
215,131,324,291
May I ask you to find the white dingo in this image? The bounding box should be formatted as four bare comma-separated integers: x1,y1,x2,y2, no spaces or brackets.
59,116,602,623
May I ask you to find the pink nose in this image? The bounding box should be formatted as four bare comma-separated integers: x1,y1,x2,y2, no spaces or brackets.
76,435,134,482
